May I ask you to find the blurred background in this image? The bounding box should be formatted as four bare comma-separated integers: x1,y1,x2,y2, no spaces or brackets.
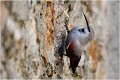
0,0,119,79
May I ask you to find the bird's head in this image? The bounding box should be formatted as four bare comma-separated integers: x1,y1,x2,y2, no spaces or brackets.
73,13,94,46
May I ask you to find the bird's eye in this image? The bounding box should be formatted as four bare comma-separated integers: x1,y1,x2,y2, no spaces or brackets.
78,28,85,33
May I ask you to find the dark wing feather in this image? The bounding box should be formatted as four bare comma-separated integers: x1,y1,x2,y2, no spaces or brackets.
70,57,81,74
66,40,81,74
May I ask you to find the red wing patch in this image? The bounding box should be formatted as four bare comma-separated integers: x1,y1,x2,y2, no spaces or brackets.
67,41,75,58
66,41,81,73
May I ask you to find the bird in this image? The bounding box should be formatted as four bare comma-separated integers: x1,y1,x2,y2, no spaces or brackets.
65,13,94,74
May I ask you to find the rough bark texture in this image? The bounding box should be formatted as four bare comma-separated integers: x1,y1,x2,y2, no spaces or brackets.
0,1,119,79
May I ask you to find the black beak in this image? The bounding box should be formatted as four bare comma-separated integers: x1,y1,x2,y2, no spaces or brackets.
83,13,90,32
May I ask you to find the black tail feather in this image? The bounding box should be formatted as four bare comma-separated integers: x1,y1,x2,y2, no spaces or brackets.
70,57,81,74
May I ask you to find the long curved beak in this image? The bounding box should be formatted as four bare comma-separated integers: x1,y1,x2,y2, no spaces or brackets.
83,13,90,32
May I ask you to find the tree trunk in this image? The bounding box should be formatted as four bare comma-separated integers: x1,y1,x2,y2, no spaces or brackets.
0,1,119,79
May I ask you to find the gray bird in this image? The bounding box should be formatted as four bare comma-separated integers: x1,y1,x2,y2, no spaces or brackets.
65,13,94,74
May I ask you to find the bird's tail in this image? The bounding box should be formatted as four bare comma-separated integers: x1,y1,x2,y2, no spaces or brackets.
70,57,81,74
